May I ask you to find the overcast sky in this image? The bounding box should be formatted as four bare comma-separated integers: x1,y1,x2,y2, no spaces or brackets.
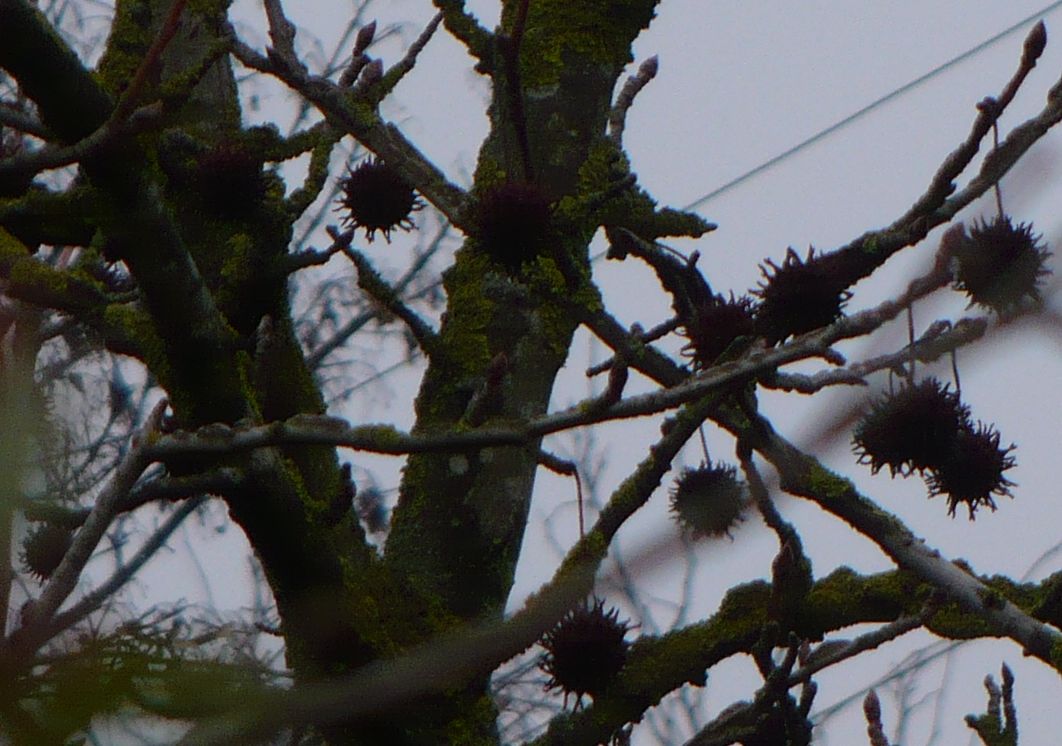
111,2,1062,743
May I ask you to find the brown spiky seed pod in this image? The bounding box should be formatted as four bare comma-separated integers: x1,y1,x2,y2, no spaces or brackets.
682,293,757,368
670,463,748,538
754,247,851,344
196,143,266,217
853,378,970,477
337,157,422,242
951,216,1051,313
927,421,1015,519
476,182,552,272
539,597,630,705
21,522,74,581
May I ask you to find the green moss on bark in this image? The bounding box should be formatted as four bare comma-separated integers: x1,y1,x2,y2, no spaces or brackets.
507,0,656,89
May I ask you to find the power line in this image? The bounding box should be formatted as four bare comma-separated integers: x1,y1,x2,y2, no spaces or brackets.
684,1,1062,212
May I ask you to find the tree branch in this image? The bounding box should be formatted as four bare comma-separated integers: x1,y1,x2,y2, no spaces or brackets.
718,408,1062,668
609,56,658,147
8,400,167,655
226,25,470,229
340,239,439,356
38,494,208,646
432,0,493,68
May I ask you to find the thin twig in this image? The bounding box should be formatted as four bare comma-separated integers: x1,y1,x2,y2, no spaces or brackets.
0,103,163,179
40,494,207,645
306,222,447,369
339,238,439,356
762,316,986,394
376,12,444,98
338,21,376,88
110,0,187,124
225,24,470,228
538,450,584,537
263,0,302,73
585,316,681,377
608,56,659,147
0,104,50,139
10,400,167,651
499,0,534,181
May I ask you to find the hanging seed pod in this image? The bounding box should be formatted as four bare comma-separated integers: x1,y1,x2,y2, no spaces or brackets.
754,247,851,344
951,216,1051,313
21,522,74,582
852,378,970,477
682,293,757,369
539,597,630,706
337,157,422,242
669,463,748,538
927,421,1016,519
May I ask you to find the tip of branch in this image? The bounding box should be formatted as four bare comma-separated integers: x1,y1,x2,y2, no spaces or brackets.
356,21,377,54
1024,21,1047,65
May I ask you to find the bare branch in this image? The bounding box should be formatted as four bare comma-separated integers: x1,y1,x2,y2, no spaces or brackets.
338,21,377,88
0,103,163,180
339,237,439,356
376,12,444,98
11,400,168,652
226,24,470,228
719,411,1062,669
762,317,988,394
263,0,302,73
829,26,1062,284
965,663,1019,746
432,0,493,67
609,56,659,147
585,317,681,378
863,691,892,746
0,103,50,139
41,494,207,644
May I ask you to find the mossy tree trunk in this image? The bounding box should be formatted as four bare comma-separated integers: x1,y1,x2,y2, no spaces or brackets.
0,0,662,741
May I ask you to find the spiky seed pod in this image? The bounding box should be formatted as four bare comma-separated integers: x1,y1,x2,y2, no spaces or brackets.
853,378,970,477
476,182,552,272
21,522,74,581
927,422,1016,519
670,463,748,538
539,597,630,705
951,216,1051,313
682,293,757,368
754,247,851,344
196,143,266,217
337,157,422,242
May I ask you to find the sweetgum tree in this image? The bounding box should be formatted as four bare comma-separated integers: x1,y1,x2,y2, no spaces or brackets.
0,1,1059,743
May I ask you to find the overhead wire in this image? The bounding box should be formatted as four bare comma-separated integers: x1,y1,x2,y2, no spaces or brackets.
684,1,1062,212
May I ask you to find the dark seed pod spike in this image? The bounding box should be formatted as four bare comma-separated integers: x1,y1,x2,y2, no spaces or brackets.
951,216,1051,313
475,181,552,272
21,522,74,582
754,247,851,345
853,378,970,477
927,422,1016,519
669,463,748,538
336,157,423,242
539,597,630,707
